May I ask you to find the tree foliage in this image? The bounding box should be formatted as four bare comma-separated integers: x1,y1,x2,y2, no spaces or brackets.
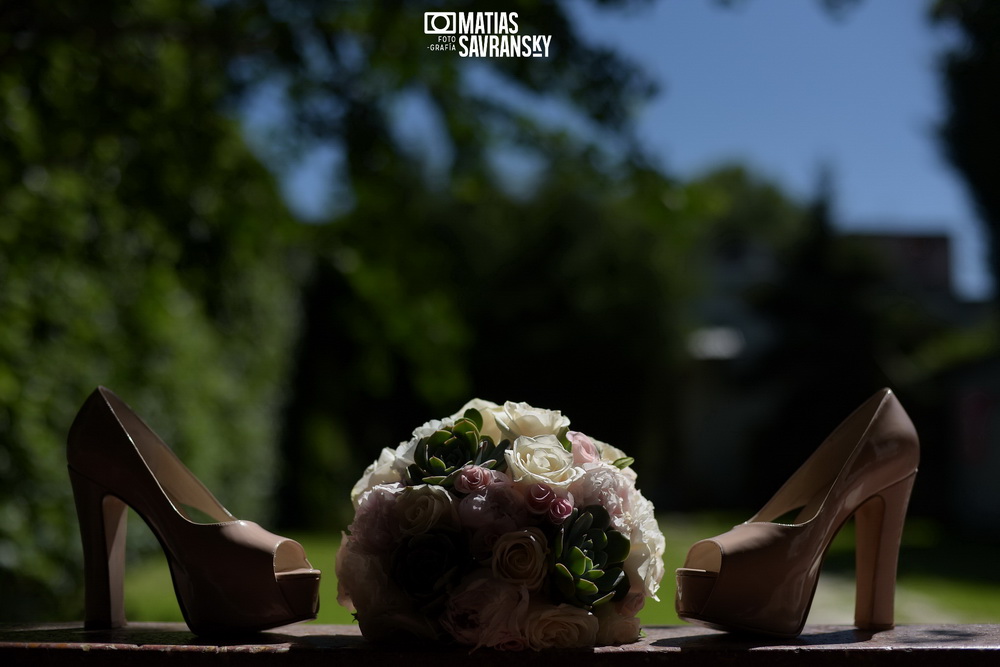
0,1,304,620
1,0,680,619
0,0,972,623
932,0,1000,304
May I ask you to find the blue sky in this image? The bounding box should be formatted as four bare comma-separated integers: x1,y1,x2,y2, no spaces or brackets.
273,0,991,300
569,0,990,300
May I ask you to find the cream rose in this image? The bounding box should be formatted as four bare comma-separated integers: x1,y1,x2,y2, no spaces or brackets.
450,398,504,444
350,447,404,507
395,484,458,535
524,604,599,650
595,604,642,645
505,434,583,491
490,527,549,590
496,401,570,442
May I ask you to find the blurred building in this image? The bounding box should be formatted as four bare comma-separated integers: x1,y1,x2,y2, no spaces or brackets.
844,233,982,325
681,228,1000,535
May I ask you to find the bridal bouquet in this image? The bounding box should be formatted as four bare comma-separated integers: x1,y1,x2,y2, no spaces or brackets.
336,400,665,651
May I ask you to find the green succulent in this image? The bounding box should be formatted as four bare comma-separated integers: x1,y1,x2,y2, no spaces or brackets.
550,504,630,610
405,408,508,486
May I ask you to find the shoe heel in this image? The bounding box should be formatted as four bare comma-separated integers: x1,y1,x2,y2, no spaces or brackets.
69,468,128,629
853,473,916,631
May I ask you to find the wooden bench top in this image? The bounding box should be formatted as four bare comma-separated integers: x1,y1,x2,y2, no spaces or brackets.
2,622,998,666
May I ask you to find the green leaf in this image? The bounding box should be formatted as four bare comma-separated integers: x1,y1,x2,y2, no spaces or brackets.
414,442,429,469
575,578,599,596
463,408,483,431
567,511,593,544
489,440,509,471
422,475,448,485
591,530,608,551
552,525,565,558
567,546,587,576
595,566,625,591
428,430,452,448
605,530,631,564
612,456,634,470
554,563,577,599
463,429,478,451
554,562,574,582
590,591,615,608
587,504,611,530
453,419,476,438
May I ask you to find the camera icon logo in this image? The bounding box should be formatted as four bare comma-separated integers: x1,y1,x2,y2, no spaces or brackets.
424,12,456,34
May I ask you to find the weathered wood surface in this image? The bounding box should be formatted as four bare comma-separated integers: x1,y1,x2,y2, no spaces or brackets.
1,623,998,666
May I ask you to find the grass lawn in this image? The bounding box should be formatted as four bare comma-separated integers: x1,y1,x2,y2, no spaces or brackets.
122,514,1000,628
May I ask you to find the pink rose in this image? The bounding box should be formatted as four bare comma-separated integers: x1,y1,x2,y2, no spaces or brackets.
568,431,600,465
547,497,574,524
525,483,555,514
454,465,493,494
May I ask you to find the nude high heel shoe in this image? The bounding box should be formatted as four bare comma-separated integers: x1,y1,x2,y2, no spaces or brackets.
67,387,321,635
675,388,919,637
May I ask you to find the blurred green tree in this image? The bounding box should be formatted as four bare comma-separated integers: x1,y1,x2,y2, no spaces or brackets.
244,1,701,527
1,0,919,623
1,0,686,617
738,170,954,510
0,1,304,620
932,0,1000,307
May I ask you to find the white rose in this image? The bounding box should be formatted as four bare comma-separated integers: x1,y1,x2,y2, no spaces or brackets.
351,447,407,507
595,604,642,645
450,398,504,444
505,435,583,491
395,484,458,535
524,604,599,650
490,527,549,591
496,401,570,442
